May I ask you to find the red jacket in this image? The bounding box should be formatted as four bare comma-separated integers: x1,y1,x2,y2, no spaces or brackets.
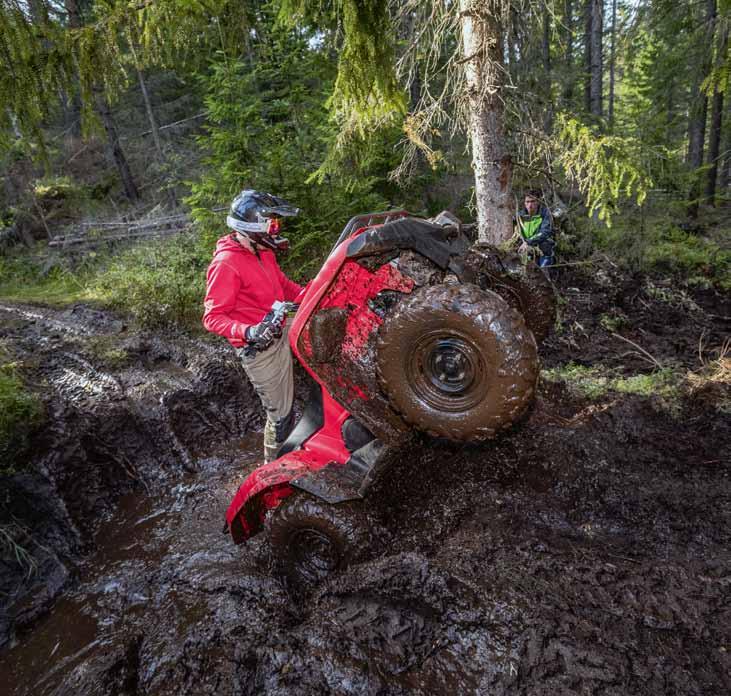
202,234,303,348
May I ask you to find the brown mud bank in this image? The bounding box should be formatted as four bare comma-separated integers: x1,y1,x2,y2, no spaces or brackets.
0,303,261,650
2,263,731,695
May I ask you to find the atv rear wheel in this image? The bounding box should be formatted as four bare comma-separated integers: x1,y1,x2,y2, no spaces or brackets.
267,493,368,587
465,247,556,345
376,284,538,441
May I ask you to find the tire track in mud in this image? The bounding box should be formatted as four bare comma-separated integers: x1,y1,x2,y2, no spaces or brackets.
0,302,260,658
2,273,730,696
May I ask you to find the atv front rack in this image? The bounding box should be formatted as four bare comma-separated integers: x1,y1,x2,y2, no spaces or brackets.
330,210,410,254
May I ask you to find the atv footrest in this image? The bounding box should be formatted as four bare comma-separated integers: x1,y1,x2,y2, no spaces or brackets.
291,439,387,504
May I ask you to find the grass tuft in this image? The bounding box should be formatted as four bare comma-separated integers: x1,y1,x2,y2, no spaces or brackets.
0,353,44,474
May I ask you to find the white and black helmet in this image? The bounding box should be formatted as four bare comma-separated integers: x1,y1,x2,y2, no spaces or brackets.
227,189,300,250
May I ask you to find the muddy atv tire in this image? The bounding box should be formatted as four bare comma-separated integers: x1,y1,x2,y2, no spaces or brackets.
376,284,538,441
267,493,368,588
466,247,556,345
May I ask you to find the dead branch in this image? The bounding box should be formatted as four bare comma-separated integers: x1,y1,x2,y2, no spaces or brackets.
610,332,664,370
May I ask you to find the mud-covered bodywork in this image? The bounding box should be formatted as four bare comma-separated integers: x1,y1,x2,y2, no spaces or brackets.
225,212,552,543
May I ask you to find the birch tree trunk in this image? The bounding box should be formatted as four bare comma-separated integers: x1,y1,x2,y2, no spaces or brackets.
136,67,164,161
460,0,513,244
128,30,164,160
7,108,22,139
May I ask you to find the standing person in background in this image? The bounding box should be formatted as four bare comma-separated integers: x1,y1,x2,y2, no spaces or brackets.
203,190,303,462
517,189,555,273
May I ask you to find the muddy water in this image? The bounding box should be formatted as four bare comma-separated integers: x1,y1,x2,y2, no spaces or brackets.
3,435,263,695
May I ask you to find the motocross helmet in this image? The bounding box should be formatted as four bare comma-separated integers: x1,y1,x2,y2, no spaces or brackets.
227,189,300,251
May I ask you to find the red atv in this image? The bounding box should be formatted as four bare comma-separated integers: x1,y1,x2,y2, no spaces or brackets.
225,211,555,584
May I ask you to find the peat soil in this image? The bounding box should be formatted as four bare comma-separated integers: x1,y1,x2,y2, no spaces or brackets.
1,264,730,695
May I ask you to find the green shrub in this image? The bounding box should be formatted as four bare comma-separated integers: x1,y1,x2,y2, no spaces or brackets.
645,227,730,289
0,234,209,330
0,361,43,474
91,233,208,329
32,175,85,201
0,252,90,305
599,310,629,332
572,208,731,290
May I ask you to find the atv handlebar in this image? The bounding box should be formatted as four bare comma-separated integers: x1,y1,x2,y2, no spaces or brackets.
270,301,299,329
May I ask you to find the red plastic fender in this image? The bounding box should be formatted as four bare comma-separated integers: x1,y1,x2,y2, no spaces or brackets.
226,453,309,543
226,390,352,543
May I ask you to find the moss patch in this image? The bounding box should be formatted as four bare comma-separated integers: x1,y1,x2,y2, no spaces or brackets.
543,363,685,415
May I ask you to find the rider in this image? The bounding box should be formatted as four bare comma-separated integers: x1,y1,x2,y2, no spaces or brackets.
517,188,555,271
203,190,303,462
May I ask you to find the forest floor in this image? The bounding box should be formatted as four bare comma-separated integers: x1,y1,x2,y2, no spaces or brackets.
0,260,730,695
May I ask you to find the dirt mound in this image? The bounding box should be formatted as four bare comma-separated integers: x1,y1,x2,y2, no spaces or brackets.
544,265,730,373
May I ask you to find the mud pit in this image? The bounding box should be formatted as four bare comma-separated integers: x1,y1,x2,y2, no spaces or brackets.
2,265,730,695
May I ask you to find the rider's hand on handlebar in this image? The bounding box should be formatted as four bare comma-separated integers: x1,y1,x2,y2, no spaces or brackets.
245,311,283,351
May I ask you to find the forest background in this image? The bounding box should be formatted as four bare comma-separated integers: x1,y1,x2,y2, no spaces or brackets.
0,0,729,327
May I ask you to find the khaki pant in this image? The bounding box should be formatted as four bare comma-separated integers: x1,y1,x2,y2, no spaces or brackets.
237,323,294,462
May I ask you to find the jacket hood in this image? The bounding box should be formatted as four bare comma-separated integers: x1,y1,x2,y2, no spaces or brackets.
213,233,250,257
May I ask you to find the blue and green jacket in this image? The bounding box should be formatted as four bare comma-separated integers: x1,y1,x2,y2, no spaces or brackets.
517,206,554,247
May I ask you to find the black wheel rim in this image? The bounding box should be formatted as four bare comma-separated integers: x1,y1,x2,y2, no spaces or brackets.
290,528,340,583
408,329,489,412
426,338,476,393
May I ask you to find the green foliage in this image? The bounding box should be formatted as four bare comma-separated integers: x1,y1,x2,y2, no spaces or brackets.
599,310,629,333
32,176,85,200
31,175,90,228
618,3,694,154
0,253,90,305
187,14,394,278
0,235,209,330
575,206,731,291
0,352,43,474
278,0,405,133
0,0,251,147
543,363,610,400
646,229,731,290
0,3,74,147
543,363,684,414
554,114,654,225
90,234,207,329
